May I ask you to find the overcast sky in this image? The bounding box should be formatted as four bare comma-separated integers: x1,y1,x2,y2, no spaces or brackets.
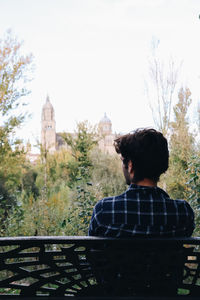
0,0,200,151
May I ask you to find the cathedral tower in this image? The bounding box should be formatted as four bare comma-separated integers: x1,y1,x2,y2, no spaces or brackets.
98,113,112,135
41,96,56,153
98,113,115,154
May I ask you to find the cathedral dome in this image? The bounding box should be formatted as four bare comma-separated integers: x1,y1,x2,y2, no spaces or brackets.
99,113,111,124
99,113,112,135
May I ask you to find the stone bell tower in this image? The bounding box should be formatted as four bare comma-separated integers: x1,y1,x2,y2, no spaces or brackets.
41,95,56,153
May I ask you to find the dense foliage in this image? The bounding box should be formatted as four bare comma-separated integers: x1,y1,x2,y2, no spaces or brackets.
186,155,200,236
2,137,126,236
166,87,194,199
0,30,32,233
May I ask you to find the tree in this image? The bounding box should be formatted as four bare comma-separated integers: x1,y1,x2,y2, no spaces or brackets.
35,147,71,195
61,121,98,233
146,39,182,136
90,149,126,198
166,87,194,199
0,30,32,116
0,30,33,230
0,29,33,164
197,102,200,133
186,155,200,236
61,121,98,187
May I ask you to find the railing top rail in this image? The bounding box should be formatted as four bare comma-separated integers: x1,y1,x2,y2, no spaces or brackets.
0,235,199,245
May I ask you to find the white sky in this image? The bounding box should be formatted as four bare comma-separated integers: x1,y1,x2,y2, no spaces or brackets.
0,0,200,152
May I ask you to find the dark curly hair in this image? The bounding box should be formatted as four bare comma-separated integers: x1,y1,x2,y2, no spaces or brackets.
114,128,169,183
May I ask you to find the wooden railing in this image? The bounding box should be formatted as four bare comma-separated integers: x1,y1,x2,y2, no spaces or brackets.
0,236,199,299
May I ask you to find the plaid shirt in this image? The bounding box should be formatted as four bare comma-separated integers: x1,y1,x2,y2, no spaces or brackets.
88,184,195,237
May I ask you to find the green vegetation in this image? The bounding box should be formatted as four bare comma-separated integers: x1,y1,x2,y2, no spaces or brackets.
0,30,33,234
2,125,126,236
165,87,194,199
186,155,200,236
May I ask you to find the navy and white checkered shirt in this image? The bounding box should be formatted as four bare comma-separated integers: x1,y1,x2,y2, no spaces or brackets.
88,184,195,237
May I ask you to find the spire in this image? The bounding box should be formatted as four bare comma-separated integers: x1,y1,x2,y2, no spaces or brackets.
42,95,55,121
43,95,53,110
46,94,50,103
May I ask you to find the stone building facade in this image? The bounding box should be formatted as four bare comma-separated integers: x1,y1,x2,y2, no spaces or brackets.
41,96,116,155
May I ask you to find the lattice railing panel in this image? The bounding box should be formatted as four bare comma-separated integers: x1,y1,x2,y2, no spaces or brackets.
0,236,199,297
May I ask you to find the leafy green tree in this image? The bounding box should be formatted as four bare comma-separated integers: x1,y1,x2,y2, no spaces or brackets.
21,165,39,199
0,30,32,159
35,147,71,195
61,121,98,233
5,183,71,236
186,155,200,236
197,102,200,133
166,87,194,199
0,30,33,231
61,121,98,187
0,30,32,116
90,149,126,199
4,147,73,236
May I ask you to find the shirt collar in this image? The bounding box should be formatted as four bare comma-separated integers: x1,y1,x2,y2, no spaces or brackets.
127,183,170,198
